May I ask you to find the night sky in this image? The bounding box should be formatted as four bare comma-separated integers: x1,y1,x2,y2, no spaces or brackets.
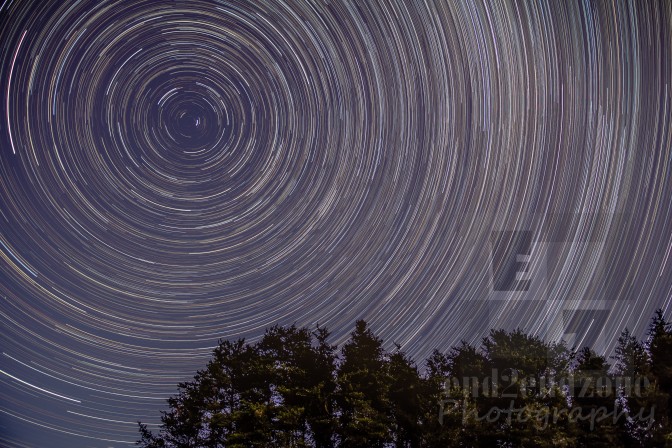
1,0,671,446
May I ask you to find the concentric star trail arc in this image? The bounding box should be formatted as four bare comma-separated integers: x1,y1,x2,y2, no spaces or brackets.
0,0,671,446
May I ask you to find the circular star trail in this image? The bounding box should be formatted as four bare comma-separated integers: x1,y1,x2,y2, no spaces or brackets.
1,0,671,446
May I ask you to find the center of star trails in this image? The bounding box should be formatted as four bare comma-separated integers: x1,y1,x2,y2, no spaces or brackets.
177,110,205,138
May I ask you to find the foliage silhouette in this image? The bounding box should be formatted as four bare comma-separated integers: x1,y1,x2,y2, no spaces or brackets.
139,311,672,447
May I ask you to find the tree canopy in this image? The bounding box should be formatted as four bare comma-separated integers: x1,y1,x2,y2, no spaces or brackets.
139,311,672,447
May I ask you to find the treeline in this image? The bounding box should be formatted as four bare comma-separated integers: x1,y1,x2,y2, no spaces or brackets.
138,311,672,447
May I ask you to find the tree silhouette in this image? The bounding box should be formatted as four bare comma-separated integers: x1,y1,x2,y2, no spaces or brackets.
335,320,392,447
138,311,672,447
646,310,672,445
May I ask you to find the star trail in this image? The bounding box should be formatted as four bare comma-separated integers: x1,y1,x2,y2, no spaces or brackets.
1,0,671,446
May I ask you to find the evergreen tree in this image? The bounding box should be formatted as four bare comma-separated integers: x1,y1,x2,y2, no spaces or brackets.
420,349,459,447
258,324,337,447
569,347,622,447
137,313,672,447
646,310,672,445
335,320,392,447
479,330,574,447
387,347,422,447
612,328,654,447
443,341,490,447
613,328,650,378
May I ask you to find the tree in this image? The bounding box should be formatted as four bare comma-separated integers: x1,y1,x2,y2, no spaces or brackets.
645,310,672,445
419,349,458,447
611,328,655,447
568,347,622,447
138,338,273,447
258,324,337,447
138,314,672,447
613,328,650,378
478,330,574,447
387,347,422,447
335,320,392,447
442,341,491,447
